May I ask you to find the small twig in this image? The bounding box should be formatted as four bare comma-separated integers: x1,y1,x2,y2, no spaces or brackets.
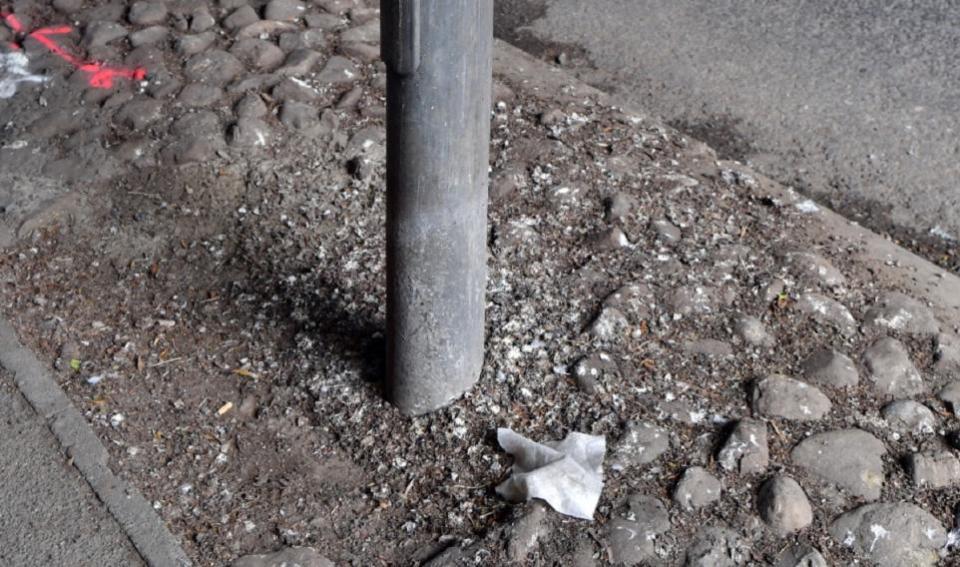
149,356,184,368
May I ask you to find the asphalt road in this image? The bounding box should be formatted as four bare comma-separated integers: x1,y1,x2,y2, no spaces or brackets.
496,0,960,248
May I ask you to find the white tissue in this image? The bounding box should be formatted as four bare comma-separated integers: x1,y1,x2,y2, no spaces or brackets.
495,428,606,520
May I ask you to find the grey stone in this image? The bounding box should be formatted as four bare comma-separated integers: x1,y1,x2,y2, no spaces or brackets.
163,111,224,164
277,49,322,76
602,283,654,320
53,0,83,13
279,30,327,51
590,226,631,251
829,502,945,567
177,83,223,107
732,315,774,347
236,20,299,38
280,100,318,130
610,422,669,470
757,476,813,534
684,526,744,567
607,494,670,566
683,339,733,357
762,278,787,303
939,380,960,413
673,466,721,511
272,78,320,102
115,99,165,130
934,332,960,375
586,307,629,342
802,349,859,388
881,400,936,435
752,374,831,421
665,286,715,316
265,0,307,21
341,42,379,63
506,502,549,563
232,546,334,567
184,50,244,85
906,452,960,489
336,85,364,110
177,31,216,56
863,337,925,398
783,250,846,287
229,118,272,148
795,293,857,335
236,93,268,119
305,12,343,31
230,38,285,70
791,429,886,500
129,25,168,47
83,22,128,47
340,19,380,43
128,2,167,26
774,546,827,567
571,352,616,394
863,292,940,336
489,167,527,201
606,193,638,221
146,70,181,98
224,5,260,30
189,7,216,32
651,219,682,243
717,419,769,475
316,0,357,14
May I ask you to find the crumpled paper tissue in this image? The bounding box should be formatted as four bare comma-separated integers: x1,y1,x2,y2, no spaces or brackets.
495,428,606,520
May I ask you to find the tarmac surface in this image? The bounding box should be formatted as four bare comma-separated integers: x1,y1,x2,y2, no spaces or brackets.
496,0,960,244
0,370,144,567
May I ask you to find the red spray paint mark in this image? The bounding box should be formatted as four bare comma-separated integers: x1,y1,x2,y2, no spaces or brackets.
3,12,146,89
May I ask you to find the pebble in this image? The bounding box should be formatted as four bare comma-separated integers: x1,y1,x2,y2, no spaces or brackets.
230,38,286,70
684,526,744,567
237,20,299,38
128,1,167,26
782,250,846,287
265,0,307,21
129,25,168,47
280,100,319,131
53,0,83,13
939,380,960,413
590,226,631,251
602,283,654,320
115,99,164,130
184,50,244,85
177,83,223,107
610,422,669,470
340,19,380,43
272,78,321,102
586,306,629,342
232,546,333,567
757,475,813,534
732,315,774,347
606,193,638,221
934,332,960,375
863,337,925,398
673,466,721,511
717,419,769,475
316,55,359,85
665,286,715,316
881,400,936,435
791,428,885,500
862,292,940,336
236,93,268,119
606,494,670,566
230,118,272,148
801,348,859,388
224,5,260,30
305,12,343,31
795,293,857,335
189,7,216,32
906,452,960,489
752,374,831,421
277,49,323,76
280,30,328,51
774,545,827,567
506,502,549,563
683,338,733,358
489,167,527,201
571,352,616,394
83,21,128,47
177,32,217,56
829,502,945,567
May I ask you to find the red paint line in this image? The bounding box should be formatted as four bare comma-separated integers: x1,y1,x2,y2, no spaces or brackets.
2,12,146,89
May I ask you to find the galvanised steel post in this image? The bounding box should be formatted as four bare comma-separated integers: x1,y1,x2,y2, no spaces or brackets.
382,0,493,415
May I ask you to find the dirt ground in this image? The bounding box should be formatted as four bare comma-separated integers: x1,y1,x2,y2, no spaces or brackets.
1,1,959,566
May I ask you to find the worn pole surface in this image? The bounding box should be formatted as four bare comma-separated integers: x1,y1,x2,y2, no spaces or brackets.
382,0,493,415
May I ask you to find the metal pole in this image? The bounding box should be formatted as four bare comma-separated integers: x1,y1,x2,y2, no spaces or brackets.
382,0,493,415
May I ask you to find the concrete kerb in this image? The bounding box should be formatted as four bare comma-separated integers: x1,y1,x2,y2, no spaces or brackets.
0,320,192,567
492,38,960,332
